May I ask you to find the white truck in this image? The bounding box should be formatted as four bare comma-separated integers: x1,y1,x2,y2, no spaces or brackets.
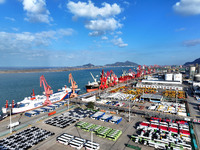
7,121,20,129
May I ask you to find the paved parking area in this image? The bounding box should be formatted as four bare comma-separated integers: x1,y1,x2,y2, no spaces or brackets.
29,113,154,150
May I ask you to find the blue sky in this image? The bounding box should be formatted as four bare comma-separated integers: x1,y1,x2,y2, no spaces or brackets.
0,0,200,67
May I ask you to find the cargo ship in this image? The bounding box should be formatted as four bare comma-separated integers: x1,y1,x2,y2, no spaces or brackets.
2,74,80,114
85,72,99,92
2,86,80,114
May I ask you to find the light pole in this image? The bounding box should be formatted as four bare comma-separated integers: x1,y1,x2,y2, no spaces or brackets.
10,110,12,133
68,99,69,111
90,129,94,149
129,101,130,122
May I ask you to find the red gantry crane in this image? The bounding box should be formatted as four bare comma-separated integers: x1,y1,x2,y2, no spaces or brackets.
68,73,78,98
99,69,108,90
40,75,53,106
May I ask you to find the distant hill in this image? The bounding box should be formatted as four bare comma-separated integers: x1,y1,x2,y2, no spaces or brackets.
184,58,200,66
105,61,139,67
82,63,95,68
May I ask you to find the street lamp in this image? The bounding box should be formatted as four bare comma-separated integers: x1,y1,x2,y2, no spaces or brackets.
10,110,12,133
129,101,130,122
90,129,95,149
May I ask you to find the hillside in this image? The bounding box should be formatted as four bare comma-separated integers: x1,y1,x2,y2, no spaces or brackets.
184,58,200,66
105,61,139,67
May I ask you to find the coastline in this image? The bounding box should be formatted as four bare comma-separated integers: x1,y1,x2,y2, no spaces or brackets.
0,67,104,74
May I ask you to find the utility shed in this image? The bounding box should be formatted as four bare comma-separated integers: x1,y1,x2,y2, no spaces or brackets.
100,114,113,122
33,108,45,114
90,111,105,120
24,111,38,117
110,116,122,124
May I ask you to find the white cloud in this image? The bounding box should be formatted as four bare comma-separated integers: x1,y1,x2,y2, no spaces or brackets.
101,36,108,40
12,28,19,31
112,37,128,48
0,0,5,4
116,31,122,35
123,1,130,6
67,0,121,18
85,18,122,31
89,31,104,36
173,0,200,16
67,0,127,46
22,0,52,23
5,17,15,22
175,27,186,32
183,39,200,46
0,28,74,51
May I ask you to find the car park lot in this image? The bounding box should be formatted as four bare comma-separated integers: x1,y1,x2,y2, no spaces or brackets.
29,114,154,150
1,107,155,150
0,126,54,150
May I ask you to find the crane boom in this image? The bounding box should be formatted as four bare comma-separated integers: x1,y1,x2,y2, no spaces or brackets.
69,73,78,98
90,72,97,82
40,75,53,105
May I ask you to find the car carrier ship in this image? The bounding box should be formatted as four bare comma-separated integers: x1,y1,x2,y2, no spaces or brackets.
2,74,80,114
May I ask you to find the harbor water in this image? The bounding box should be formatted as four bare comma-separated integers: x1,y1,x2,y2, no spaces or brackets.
0,67,134,114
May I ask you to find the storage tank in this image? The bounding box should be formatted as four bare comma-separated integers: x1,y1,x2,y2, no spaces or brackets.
194,74,200,82
165,74,173,81
189,66,196,79
173,74,182,82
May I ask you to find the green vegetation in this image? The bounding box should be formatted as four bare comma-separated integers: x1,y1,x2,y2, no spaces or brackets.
87,102,95,109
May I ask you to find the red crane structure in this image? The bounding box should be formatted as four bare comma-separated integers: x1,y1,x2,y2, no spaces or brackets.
40,75,53,106
129,69,136,79
31,89,36,100
68,73,78,98
136,65,142,78
109,70,118,87
12,100,15,108
99,69,108,90
5,100,8,108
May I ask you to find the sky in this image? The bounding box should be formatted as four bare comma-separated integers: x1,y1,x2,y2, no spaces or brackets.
0,0,200,67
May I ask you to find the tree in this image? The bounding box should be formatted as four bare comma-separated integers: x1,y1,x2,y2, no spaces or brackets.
87,102,95,109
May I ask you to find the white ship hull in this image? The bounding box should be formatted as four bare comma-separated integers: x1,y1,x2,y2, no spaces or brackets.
2,87,80,114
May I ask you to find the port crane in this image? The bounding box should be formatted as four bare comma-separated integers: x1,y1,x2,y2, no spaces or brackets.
40,75,53,106
5,100,8,108
136,65,142,78
12,100,15,108
68,73,78,98
31,89,36,100
109,70,118,87
90,72,97,83
99,69,108,89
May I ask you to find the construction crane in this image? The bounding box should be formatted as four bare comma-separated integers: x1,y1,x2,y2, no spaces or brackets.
99,69,108,90
40,75,53,106
68,73,78,98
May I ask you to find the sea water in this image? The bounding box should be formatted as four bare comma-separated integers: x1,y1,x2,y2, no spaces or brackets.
0,67,135,113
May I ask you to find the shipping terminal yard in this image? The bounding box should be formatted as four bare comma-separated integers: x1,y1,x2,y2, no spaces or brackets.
1,65,200,150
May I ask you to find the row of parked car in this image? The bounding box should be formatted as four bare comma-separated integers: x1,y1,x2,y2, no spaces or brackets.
0,126,54,150
45,115,77,128
57,133,100,150
63,107,95,119
44,108,95,128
